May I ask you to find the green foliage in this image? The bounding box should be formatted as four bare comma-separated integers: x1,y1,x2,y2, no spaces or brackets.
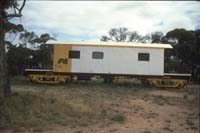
7,44,32,75
101,27,141,42
151,31,164,43
19,31,38,47
165,28,200,83
109,27,128,42
4,20,24,33
37,44,53,69
6,43,53,75
101,27,164,43
165,29,196,65
6,30,54,75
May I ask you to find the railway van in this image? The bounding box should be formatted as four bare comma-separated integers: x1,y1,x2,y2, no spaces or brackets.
24,40,191,88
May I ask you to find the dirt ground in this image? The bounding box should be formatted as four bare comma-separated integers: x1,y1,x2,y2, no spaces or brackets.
1,79,200,133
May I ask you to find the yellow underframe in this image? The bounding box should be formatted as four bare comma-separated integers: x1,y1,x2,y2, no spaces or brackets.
29,74,71,83
146,78,188,88
27,74,189,88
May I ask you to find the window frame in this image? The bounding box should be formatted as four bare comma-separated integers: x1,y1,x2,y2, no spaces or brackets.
138,53,150,61
92,51,104,59
68,50,80,59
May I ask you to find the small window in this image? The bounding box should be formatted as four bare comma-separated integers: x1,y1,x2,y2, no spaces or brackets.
69,50,80,59
138,53,149,61
92,51,104,59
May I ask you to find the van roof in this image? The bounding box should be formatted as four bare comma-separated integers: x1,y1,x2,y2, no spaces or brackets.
46,40,173,49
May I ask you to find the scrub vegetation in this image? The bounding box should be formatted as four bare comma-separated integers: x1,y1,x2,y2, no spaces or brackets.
0,76,199,133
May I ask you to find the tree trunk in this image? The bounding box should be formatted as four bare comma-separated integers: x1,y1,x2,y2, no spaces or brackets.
0,11,11,97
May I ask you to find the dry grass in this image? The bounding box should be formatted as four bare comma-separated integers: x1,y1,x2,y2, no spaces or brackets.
0,76,199,133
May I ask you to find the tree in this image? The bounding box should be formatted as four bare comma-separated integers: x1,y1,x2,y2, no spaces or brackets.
101,27,142,42
101,27,161,43
100,36,110,42
19,30,38,48
0,0,26,97
127,31,140,42
138,34,151,43
32,33,55,68
7,44,32,75
165,28,200,82
5,22,24,46
14,31,55,71
32,33,55,44
6,32,55,75
101,27,128,42
151,31,164,43
165,29,196,65
192,29,200,83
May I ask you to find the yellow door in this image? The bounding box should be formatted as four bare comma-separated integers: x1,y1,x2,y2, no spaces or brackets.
53,44,72,73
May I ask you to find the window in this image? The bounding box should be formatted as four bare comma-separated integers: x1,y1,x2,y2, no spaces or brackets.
92,51,104,59
138,53,150,61
69,50,80,59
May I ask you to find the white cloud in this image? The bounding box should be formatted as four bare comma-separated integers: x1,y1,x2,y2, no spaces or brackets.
12,1,200,41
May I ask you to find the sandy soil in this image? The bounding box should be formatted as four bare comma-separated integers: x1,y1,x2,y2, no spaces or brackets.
42,100,199,133
2,83,200,133
42,86,199,133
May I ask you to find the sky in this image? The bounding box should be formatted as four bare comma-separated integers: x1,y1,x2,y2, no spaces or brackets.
11,1,200,42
